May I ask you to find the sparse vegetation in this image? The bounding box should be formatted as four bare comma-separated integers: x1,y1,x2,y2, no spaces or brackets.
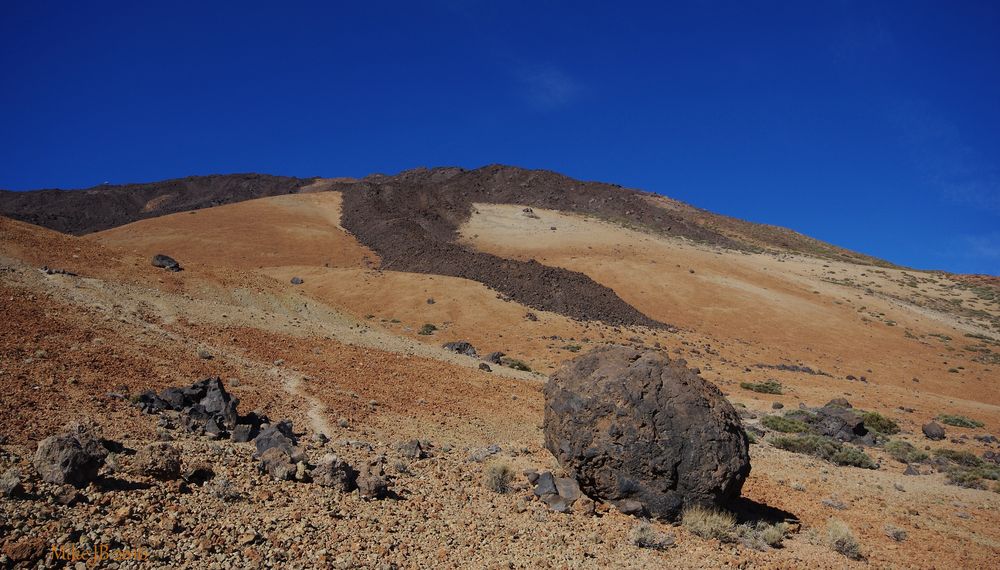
418,323,437,335
500,356,531,372
740,380,783,395
932,449,1000,489
482,461,514,493
681,506,736,541
826,519,863,560
884,440,928,464
630,522,675,550
561,344,582,352
884,525,907,542
861,411,900,435
736,521,790,550
761,415,810,433
770,435,876,469
937,414,984,428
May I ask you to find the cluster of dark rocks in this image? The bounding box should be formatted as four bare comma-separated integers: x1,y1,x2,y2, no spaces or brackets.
441,341,528,374
135,377,392,499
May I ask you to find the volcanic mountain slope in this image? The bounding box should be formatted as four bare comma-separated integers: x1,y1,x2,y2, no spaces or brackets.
1,166,999,568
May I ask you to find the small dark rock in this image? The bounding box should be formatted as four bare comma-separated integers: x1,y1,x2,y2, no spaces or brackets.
290,277,303,285
397,439,427,460
478,363,492,372
533,471,557,496
772,402,784,410
151,254,182,272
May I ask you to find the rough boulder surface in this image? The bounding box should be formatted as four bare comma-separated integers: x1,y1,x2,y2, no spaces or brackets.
33,421,109,487
543,346,751,520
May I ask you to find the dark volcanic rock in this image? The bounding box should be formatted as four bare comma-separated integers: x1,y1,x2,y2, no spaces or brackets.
543,345,750,520
151,254,182,272
312,454,357,491
442,341,478,357
356,457,391,499
814,405,868,442
136,377,239,436
338,166,683,328
33,422,109,487
0,174,313,235
922,422,946,441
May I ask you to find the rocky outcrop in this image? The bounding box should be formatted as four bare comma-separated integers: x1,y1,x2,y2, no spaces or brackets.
313,454,357,492
33,422,109,487
543,346,751,520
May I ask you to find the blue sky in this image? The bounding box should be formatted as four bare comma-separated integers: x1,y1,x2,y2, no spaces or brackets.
2,1,998,274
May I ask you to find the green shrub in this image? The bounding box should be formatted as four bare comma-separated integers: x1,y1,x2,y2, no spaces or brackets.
770,435,876,469
937,415,984,428
884,440,928,463
945,465,1000,489
933,448,983,467
862,411,900,435
830,446,877,469
761,415,810,433
500,357,531,372
418,323,437,335
562,344,582,352
740,380,783,394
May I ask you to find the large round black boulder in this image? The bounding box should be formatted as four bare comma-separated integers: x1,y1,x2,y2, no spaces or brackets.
543,345,751,520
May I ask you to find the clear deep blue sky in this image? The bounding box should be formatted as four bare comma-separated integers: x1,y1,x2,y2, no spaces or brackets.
2,1,998,274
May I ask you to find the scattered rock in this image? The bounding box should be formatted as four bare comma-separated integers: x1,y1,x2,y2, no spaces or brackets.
33,421,109,487
259,447,296,481
442,341,477,357
131,443,182,480
151,254,182,272
772,402,784,409
312,454,357,491
254,421,304,463
2,537,46,565
468,444,501,463
356,457,391,499
544,346,750,520
478,363,492,372
922,422,946,441
826,398,852,408
290,277,303,285
231,424,253,443
397,439,427,460
525,312,538,321
484,351,505,365
903,464,920,476
197,348,213,360
0,468,23,498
